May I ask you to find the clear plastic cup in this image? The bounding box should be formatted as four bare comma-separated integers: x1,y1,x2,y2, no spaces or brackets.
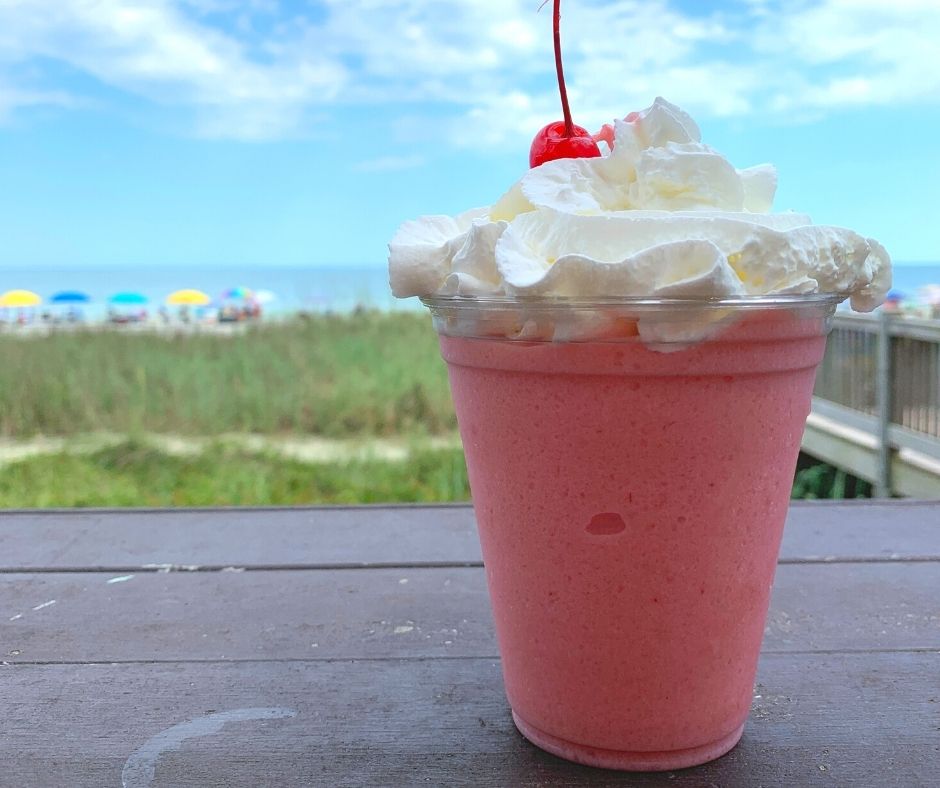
422,294,838,771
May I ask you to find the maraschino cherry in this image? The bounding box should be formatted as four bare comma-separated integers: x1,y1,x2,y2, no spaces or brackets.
529,0,601,168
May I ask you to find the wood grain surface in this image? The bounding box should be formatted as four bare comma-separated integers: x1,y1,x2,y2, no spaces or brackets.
2,563,939,663
3,655,938,787
1,501,938,787
2,501,938,571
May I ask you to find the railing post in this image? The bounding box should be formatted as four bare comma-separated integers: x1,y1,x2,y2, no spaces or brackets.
875,309,893,497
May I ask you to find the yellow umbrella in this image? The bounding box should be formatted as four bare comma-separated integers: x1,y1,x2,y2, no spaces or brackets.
0,290,42,308
166,289,211,306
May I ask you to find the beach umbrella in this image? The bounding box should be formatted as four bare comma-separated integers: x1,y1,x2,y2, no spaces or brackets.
51,291,91,304
0,290,42,308
254,289,277,305
110,292,149,305
167,289,212,306
221,286,254,301
918,284,940,305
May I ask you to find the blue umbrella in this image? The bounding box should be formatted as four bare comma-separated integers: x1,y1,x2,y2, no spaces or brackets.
51,291,92,304
110,292,149,305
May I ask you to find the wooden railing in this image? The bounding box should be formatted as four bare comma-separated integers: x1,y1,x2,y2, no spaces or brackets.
806,312,940,497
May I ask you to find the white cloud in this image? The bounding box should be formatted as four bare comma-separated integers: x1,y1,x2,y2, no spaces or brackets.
448,91,549,149
753,0,940,110
0,0,936,143
0,81,78,121
0,0,345,139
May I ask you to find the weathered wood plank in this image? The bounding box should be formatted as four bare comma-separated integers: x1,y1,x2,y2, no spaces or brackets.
780,500,940,561
0,505,482,571
2,653,937,787
1,567,493,663
1,501,938,571
3,564,938,663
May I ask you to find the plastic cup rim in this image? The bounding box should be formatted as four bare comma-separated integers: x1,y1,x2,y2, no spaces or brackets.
420,293,846,313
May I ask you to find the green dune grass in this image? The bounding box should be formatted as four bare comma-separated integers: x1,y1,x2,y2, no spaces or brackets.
0,312,454,438
0,440,470,508
0,439,865,508
0,312,868,506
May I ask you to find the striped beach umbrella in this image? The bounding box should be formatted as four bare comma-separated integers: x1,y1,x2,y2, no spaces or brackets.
221,286,254,301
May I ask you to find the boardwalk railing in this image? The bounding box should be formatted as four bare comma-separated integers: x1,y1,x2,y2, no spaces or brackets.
806,312,940,497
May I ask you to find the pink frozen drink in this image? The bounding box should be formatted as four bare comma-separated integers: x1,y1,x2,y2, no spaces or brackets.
389,95,890,770
430,301,832,769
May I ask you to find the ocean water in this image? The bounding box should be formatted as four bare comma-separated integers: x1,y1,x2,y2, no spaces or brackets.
888,264,940,297
1,263,938,316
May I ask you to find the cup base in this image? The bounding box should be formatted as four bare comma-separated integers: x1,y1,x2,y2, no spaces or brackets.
511,711,745,772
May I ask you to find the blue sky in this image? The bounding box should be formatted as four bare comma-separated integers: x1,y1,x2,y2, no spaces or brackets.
0,0,938,269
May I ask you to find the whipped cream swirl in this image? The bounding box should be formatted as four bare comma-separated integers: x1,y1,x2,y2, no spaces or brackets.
389,98,891,315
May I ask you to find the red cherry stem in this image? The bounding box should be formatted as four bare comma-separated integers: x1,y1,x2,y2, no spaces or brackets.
539,0,575,138
552,0,575,138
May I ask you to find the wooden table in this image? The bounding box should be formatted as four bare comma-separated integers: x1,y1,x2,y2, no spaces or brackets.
2,501,938,787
